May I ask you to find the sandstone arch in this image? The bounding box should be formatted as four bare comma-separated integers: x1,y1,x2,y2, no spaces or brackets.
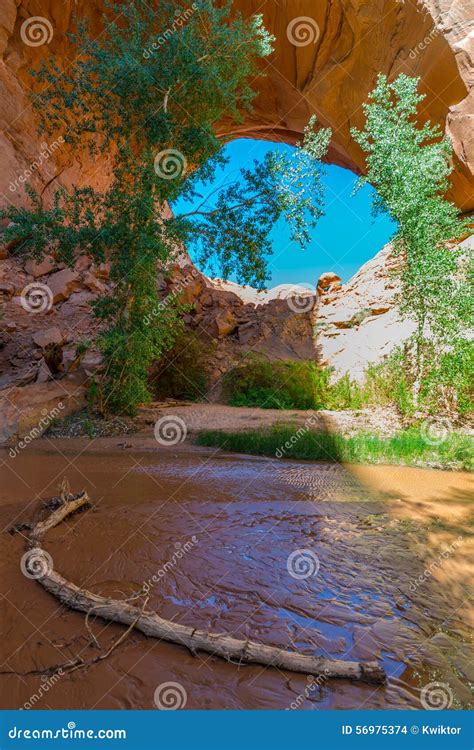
0,0,472,209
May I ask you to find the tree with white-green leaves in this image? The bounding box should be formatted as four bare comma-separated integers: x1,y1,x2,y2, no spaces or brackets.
352,74,472,410
1,1,331,415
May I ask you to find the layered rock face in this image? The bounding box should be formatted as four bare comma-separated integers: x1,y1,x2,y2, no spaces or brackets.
0,0,473,209
316,244,414,381
1,235,471,442
166,266,318,398
0,252,106,444
172,244,411,390
0,241,403,432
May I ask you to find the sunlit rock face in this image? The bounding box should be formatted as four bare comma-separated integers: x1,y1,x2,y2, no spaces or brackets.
0,0,472,210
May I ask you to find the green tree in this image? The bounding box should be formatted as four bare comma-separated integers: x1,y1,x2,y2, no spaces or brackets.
352,74,471,407
2,1,330,414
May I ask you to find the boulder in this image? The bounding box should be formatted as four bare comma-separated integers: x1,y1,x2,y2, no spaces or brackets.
25,255,56,278
74,255,93,272
0,281,14,298
214,310,238,337
36,358,53,383
317,272,342,295
0,368,36,391
32,326,63,348
90,261,110,280
0,377,87,446
83,271,108,294
47,268,81,304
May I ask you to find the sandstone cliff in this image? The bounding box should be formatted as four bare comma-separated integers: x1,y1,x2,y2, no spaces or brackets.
0,240,406,442
1,233,471,443
0,0,473,210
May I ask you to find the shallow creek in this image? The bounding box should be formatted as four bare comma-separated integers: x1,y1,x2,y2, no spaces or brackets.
0,443,472,709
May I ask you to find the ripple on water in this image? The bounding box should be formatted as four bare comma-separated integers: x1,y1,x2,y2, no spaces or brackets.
0,447,471,710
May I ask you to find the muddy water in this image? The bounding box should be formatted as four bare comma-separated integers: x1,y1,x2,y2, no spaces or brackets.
0,443,472,710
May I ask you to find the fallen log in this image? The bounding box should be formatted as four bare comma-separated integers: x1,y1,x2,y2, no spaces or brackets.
23,491,386,685
29,490,91,544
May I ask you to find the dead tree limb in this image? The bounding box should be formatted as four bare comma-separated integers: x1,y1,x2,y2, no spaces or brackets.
29,490,91,544
24,492,386,685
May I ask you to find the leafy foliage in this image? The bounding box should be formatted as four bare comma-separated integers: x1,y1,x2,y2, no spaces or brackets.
221,348,472,417
222,357,333,410
182,116,331,286
149,331,211,402
351,74,472,405
366,342,474,416
1,1,330,414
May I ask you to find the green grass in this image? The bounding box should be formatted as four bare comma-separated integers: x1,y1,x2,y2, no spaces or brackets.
197,426,473,471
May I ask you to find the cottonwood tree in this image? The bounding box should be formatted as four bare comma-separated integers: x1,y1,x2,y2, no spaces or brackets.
352,74,471,409
2,1,331,414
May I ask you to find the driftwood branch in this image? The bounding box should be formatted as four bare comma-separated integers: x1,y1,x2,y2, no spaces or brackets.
29,490,91,544
24,492,386,685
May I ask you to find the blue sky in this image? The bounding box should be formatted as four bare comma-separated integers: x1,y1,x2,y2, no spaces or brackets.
173,139,396,288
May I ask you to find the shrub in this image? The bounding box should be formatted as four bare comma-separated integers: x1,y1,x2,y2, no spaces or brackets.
222,356,332,409
361,343,473,417
220,348,473,418
149,332,211,402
